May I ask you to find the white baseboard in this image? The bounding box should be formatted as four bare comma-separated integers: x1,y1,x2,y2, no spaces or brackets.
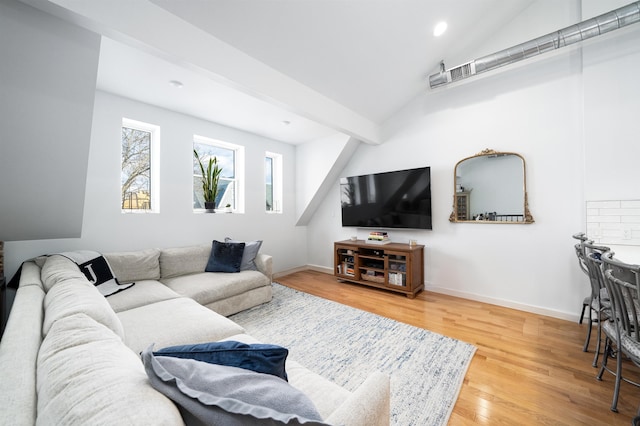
426,285,579,322
306,264,333,274
272,266,311,279
275,265,580,322
273,264,332,279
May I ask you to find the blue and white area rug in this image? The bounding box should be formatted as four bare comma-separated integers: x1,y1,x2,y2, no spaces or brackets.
230,283,477,426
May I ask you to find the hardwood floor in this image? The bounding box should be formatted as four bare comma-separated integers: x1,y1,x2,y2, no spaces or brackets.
276,270,640,425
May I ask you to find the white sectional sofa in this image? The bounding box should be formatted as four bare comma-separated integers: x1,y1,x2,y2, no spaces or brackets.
104,244,273,318
0,244,390,425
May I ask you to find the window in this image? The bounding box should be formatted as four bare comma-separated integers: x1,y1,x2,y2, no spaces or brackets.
193,136,244,212
265,151,283,213
121,118,159,213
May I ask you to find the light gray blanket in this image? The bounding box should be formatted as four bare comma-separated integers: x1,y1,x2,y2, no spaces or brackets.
141,345,330,426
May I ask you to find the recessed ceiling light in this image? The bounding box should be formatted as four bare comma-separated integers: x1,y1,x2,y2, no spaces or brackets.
168,80,184,88
433,21,448,37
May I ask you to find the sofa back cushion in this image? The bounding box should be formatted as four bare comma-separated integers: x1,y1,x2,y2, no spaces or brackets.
43,277,125,340
37,313,183,425
104,248,161,284
41,255,87,292
159,245,210,279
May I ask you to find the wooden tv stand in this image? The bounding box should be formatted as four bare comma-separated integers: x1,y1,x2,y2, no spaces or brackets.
334,240,424,298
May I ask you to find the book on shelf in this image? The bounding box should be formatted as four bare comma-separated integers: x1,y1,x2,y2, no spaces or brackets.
388,272,405,286
338,263,355,276
368,231,387,238
366,239,391,245
367,231,390,244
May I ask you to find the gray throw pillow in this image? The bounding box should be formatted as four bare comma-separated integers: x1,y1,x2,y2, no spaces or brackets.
225,237,263,271
141,346,329,426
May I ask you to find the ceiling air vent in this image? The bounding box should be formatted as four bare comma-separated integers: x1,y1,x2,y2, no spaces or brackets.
449,62,476,82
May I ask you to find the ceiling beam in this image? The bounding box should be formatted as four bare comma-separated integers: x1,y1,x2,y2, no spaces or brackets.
20,0,382,145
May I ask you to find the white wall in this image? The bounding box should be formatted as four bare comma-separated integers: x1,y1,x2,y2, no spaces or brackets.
583,5,640,200
5,91,307,278
295,133,351,219
306,0,640,321
580,0,640,263
0,0,100,242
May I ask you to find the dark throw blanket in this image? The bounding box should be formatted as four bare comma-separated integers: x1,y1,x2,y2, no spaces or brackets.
59,250,134,297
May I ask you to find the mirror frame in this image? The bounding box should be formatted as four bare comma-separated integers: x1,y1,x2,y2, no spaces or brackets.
449,149,534,224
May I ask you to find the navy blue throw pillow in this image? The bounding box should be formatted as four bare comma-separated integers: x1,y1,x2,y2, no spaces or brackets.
205,240,245,273
153,341,289,381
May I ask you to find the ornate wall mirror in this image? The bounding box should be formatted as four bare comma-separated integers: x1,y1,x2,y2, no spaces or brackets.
450,149,534,224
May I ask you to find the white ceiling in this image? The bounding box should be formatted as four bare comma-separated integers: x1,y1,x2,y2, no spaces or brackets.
41,0,536,144
148,0,534,123
96,37,339,144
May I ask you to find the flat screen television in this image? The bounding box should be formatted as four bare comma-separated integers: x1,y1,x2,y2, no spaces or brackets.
340,166,432,230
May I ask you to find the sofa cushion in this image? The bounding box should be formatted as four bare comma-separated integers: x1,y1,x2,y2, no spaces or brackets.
220,333,352,420
141,347,329,426
37,313,183,425
205,240,245,273
225,238,263,271
117,297,245,354
43,277,125,340
160,271,270,307
104,248,161,283
205,286,273,317
106,279,181,313
159,244,210,278
154,340,289,380
41,255,87,292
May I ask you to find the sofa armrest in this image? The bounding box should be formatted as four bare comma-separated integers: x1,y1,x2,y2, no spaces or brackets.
18,261,45,290
255,253,272,282
325,371,390,426
0,284,45,425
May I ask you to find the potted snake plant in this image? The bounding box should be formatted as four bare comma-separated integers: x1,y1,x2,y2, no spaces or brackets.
194,149,222,213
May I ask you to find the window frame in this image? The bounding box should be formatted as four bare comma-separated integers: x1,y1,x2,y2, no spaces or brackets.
193,135,244,213
121,118,160,214
265,151,283,213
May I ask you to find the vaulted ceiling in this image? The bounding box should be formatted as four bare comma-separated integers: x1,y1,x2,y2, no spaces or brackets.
22,0,536,144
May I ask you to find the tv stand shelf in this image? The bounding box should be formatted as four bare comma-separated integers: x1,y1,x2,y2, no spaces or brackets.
334,240,424,298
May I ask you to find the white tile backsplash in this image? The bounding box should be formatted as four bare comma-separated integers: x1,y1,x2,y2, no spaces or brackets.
587,200,621,209
587,200,640,246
